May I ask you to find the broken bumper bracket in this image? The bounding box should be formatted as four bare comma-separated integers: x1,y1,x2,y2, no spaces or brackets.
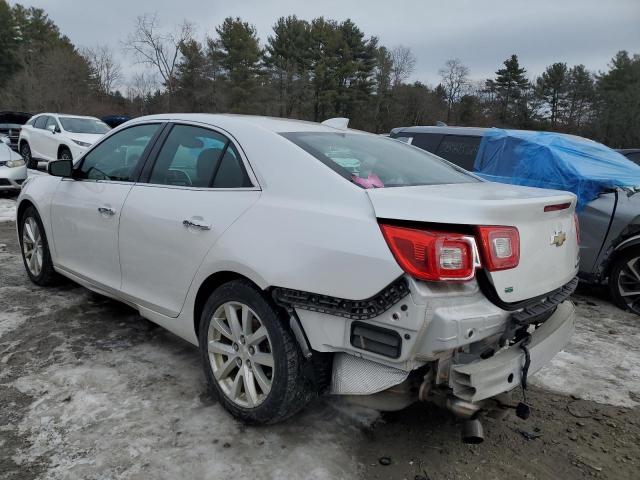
450,301,575,403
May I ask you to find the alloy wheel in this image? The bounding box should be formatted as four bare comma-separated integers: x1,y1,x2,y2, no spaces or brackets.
61,151,72,161
207,301,275,408
22,216,43,277
617,255,640,314
21,145,31,162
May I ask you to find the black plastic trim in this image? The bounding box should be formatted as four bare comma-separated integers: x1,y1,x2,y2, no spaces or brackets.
350,321,402,359
272,277,409,320
477,269,578,312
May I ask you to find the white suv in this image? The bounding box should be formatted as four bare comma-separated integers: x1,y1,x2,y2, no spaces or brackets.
18,113,111,168
16,115,578,441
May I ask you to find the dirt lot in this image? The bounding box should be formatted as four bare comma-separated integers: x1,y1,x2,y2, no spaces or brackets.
1,199,639,480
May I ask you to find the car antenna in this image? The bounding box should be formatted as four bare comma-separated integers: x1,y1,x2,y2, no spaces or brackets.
321,118,349,130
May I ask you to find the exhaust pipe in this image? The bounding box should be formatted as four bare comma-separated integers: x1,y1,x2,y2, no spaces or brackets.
461,419,484,444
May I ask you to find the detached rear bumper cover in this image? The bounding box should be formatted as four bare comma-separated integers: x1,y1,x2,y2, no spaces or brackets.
451,301,575,402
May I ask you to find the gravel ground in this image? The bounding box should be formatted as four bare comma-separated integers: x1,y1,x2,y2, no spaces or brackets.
1,197,639,480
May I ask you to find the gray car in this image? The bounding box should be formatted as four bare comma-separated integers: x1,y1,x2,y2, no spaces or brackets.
390,126,640,315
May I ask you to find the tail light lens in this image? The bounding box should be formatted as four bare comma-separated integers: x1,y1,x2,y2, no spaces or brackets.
379,224,477,281
574,213,580,244
476,226,520,271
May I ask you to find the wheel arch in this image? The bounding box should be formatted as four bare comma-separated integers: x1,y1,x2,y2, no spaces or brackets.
57,144,71,159
17,198,37,227
193,270,267,338
602,232,640,280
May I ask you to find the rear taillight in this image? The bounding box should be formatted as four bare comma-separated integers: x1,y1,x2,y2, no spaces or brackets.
574,213,580,244
379,224,477,281
476,226,520,271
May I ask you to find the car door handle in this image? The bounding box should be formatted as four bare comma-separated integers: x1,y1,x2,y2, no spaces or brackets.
98,207,116,216
182,219,211,231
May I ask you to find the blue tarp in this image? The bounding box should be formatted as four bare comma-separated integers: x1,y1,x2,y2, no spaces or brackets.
474,128,640,210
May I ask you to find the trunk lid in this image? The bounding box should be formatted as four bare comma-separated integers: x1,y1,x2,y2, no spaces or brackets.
367,183,579,303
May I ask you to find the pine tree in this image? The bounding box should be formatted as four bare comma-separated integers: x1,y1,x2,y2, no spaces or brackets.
536,62,569,128
486,54,530,125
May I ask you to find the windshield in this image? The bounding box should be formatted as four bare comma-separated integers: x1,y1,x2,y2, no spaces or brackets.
59,117,111,134
281,132,479,188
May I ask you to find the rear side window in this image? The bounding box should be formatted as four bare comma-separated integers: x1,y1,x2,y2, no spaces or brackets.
149,124,252,188
626,152,640,165
282,132,478,188
434,135,481,171
411,133,444,153
77,123,160,181
34,116,48,129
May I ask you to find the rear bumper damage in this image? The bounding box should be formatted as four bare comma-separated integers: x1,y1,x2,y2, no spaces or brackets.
284,274,576,416
451,301,574,402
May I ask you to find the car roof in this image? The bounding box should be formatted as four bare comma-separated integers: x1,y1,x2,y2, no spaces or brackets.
391,125,488,137
131,113,365,135
34,113,101,121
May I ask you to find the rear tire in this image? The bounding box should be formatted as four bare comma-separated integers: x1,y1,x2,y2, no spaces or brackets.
199,280,314,424
609,248,640,315
19,206,62,286
21,142,36,169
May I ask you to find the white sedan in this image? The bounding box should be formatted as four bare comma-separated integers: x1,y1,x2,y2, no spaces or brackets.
18,113,111,168
16,115,578,440
0,135,27,192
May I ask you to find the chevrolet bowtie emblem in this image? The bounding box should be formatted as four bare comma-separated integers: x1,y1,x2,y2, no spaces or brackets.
551,231,567,247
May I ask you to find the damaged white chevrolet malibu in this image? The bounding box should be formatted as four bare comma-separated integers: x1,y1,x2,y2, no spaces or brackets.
16,114,579,441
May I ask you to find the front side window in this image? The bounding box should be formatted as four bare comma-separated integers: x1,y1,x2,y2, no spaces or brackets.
33,116,48,129
45,116,58,131
282,132,478,188
149,124,251,188
59,117,111,134
77,123,160,181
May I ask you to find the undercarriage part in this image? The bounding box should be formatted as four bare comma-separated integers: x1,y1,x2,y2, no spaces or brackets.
272,277,409,320
330,352,409,395
350,321,402,359
461,419,484,444
343,379,415,411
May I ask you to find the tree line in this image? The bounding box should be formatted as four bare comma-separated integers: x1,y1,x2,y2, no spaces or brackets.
0,1,638,148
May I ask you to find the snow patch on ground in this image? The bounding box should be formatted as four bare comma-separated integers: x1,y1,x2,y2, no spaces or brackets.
532,295,640,407
12,339,370,479
0,286,88,340
0,198,16,222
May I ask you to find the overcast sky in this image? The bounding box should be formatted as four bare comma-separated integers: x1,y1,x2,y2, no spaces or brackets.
9,0,640,88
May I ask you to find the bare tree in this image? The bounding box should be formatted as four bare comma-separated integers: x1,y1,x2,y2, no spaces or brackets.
126,71,159,115
438,58,470,123
391,45,416,87
82,45,122,94
124,13,193,104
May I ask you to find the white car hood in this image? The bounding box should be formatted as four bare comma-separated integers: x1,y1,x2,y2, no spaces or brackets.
65,132,104,145
0,142,20,162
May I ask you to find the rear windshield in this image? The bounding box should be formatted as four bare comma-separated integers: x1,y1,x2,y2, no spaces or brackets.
281,132,479,188
59,117,111,134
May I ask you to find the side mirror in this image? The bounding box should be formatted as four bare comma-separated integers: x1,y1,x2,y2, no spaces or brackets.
46,124,57,134
47,159,73,178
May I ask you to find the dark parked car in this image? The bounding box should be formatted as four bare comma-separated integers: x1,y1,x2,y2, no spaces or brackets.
390,125,640,315
101,115,131,128
617,149,640,165
0,111,32,152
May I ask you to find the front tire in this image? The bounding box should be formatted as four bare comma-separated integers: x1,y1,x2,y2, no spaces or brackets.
609,248,640,315
19,206,62,286
21,142,36,169
59,147,72,161
199,280,314,424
